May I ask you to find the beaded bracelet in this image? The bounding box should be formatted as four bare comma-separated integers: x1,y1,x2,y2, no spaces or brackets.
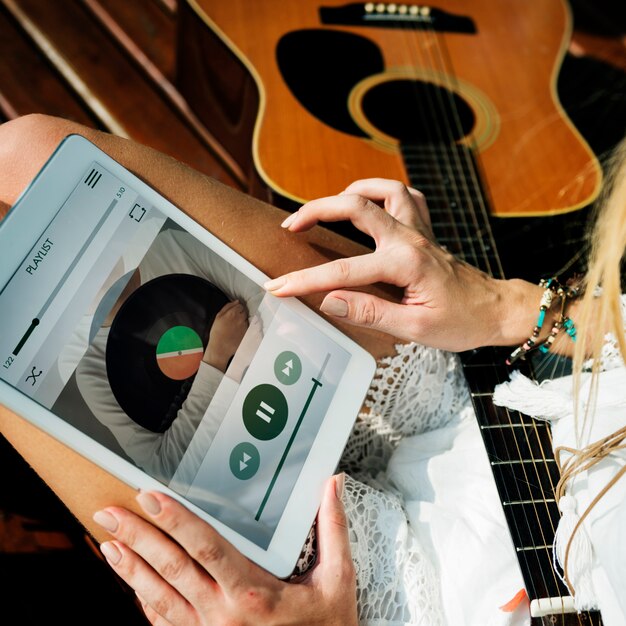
537,279,578,354
537,315,576,355
506,282,555,365
506,277,579,366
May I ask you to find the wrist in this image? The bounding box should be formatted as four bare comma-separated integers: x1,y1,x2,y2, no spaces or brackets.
489,278,545,347
203,349,228,372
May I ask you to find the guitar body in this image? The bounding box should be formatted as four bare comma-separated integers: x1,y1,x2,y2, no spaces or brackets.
184,0,601,216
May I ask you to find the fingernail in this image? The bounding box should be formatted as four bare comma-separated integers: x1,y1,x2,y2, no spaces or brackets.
281,211,298,228
264,276,286,292
93,510,119,533
136,492,161,516
320,296,348,318
100,541,122,565
335,473,345,499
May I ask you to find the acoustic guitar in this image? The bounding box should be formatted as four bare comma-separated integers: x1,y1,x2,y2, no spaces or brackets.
179,2,605,623
181,0,601,218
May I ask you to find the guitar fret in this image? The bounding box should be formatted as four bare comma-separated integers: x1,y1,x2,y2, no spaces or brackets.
489,457,560,500
491,459,556,465
429,220,489,228
503,498,556,506
481,423,548,429
471,395,537,426
428,234,488,243
517,545,552,552
403,141,500,279
517,547,569,599
483,420,554,464
494,485,562,552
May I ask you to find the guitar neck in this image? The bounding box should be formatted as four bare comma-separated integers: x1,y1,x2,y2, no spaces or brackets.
403,141,602,624
402,141,501,275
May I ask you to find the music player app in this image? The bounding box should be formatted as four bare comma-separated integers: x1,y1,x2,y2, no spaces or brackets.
0,162,350,549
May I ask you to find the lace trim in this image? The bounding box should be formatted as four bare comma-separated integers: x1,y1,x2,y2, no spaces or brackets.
339,342,469,482
344,476,445,626
338,343,470,625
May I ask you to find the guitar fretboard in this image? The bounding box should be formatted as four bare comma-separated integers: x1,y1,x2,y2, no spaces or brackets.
402,141,603,623
403,141,501,274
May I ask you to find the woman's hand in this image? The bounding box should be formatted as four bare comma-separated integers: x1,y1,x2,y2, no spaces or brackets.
265,179,542,352
93,476,357,626
203,300,249,371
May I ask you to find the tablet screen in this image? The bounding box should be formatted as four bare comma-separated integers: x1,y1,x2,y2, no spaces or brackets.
0,162,351,549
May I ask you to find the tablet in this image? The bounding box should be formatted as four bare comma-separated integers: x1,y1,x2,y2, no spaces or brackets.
0,134,375,577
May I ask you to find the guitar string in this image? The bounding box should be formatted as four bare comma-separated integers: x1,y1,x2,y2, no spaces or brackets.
430,34,590,620
417,21,568,605
493,360,570,606
414,12,596,624
387,8,580,613
385,16,472,274
417,30,498,278
428,21,573,598
408,37,483,272
530,331,588,583
392,17,474,268
509,48,626,621
398,9,544,576
380,11,468,266
529,338,587,616
404,21,547,602
413,24,557,603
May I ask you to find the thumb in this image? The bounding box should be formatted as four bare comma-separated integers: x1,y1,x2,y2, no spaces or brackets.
316,474,353,576
319,290,413,338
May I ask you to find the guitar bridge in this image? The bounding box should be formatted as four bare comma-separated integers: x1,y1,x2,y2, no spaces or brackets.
319,3,477,33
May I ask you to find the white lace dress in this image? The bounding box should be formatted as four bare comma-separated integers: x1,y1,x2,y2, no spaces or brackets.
337,344,527,626
343,295,626,626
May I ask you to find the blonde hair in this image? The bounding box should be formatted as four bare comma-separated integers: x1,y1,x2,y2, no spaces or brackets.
555,140,626,592
572,138,626,438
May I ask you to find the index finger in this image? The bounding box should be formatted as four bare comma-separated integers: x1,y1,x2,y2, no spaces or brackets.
264,249,402,297
286,193,399,246
342,178,430,232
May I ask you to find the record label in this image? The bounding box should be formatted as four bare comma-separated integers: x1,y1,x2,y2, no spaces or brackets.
156,326,204,380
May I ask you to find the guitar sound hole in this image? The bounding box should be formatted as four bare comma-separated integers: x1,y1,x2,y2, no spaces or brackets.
276,29,384,138
361,79,475,143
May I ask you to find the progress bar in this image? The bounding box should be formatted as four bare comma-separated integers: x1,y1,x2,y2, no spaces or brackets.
255,353,331,521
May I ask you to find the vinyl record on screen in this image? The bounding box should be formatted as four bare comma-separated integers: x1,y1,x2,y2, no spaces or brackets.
106,273,229,433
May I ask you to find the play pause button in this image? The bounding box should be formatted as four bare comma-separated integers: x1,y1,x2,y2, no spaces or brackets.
242,384,288,440
229,442,260,480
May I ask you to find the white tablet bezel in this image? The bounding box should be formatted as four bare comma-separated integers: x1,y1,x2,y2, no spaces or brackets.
0,134,375,578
